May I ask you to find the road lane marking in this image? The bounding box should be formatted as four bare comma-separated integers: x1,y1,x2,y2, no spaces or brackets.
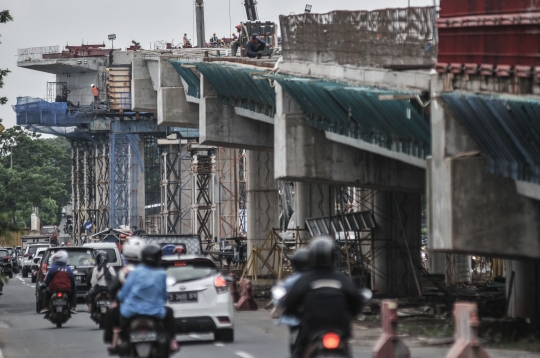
235,352,254,358
0,347,4,358
30,285,35,288
214,342,224,347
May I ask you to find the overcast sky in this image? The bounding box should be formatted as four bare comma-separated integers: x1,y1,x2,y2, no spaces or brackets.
0,0,435,129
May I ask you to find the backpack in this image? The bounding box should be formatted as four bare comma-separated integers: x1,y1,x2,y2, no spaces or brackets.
49,267,72,291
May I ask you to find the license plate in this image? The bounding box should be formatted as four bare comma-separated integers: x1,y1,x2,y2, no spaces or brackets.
53,299,67,306
130,331,157,342
168,291,198,303
97,300,109,307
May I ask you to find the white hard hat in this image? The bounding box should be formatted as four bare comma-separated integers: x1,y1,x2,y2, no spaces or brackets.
122,237,146,262
91,84,95,87
52,250,68,264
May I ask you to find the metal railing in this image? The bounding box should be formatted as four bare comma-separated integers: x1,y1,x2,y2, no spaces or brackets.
17,46,59,62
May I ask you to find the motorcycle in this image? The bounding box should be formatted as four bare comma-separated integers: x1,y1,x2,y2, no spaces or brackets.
271,284,372,358
90,291,110,329
45,291,72,328
116,316,172,358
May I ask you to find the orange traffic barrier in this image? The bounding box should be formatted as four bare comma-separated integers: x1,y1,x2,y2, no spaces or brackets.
446,302,490,358
372,300,410,358
235,278,258,311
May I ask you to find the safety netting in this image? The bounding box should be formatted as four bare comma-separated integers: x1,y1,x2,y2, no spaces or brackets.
280,7,437,68
169,59,203,99
270,74,431,159
441,93,540,184
12,97,91,126
22,124,94,141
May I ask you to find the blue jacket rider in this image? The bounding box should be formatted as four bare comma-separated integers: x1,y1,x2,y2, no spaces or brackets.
117,262,167,319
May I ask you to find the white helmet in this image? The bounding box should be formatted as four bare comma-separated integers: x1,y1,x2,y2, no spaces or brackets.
91,84,95,87
52,250,68,264
122,237,146,262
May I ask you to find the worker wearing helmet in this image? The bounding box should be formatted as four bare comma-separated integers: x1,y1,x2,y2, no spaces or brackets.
86,250,116,313
40,250,77,314
283,236,363,358
116,245,178,352
104,237,148,353
210,32,219,47
91,84,99,104
246,33,267,59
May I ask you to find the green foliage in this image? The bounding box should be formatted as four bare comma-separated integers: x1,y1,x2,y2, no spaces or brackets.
0,10,13,110
0,128,71,226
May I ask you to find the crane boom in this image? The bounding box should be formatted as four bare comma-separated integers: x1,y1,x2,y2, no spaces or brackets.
243,0,259,21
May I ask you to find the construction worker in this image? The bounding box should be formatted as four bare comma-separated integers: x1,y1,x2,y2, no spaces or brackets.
210,32,219,47
246,33,266,59
183,33,189,46
231,24,242,56
91,84,99,104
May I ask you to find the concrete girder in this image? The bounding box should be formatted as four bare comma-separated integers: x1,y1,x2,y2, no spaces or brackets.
200,74,273,150
428,98,540,259
274,84,425,192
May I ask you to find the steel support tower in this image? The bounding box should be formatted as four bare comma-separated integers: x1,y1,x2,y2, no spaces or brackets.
191,147,216,241
109,134,142,230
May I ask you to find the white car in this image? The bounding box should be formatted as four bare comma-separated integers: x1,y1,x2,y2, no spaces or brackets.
82,242,123,270
162,254,234,342
21,244,50,278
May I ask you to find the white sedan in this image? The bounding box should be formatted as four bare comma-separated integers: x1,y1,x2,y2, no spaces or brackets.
162,254,234,342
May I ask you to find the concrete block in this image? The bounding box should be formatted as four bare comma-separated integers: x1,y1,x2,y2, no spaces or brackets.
200,74,273,150
157,87,198,128
132,78,157,112
274,113,425,192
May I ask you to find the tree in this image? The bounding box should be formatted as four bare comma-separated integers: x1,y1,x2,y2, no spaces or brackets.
0,128,71,226
0,10,13,108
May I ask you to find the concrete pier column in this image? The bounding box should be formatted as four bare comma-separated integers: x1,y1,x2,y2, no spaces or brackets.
293,181,333,241
246,150,279,276
507,259,540,325
372,191,422,297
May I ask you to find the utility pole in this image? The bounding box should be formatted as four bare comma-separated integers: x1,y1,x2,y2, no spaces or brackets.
195,0,206,48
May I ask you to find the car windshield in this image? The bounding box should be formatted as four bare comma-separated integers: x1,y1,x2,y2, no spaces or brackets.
28,246,48,255
48,249,95,266
100,249,118,263
0,250,8,257
164,259,218,283
6,248,12,255
42,227,56,234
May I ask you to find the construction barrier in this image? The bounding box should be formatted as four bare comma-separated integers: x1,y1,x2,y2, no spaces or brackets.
446,302,490,358
235,278,258,311
372,300,410,358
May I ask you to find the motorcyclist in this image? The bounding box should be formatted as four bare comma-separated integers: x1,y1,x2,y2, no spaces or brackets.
86,250,116,313
272,248,311,354
116,244,178,352
283,236,363,357
40,250,77,314
104,237,145,353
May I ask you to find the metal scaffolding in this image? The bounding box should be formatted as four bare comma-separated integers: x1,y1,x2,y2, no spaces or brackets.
95,139,110,231
217,148,247,239
191,147,216,241
145,136,161,233
109,134,143,230
159,140,193,234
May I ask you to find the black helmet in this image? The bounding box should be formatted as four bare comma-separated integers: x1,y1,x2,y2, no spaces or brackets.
96,250,109,266
251,33,259,40
308,235,335,268
141,244,162,267
290,248,310,272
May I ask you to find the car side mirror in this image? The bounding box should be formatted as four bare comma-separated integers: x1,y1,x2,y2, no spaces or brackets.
33,257,40,264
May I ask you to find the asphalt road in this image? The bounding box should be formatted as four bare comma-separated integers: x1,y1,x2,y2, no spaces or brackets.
0,274,536,358
0,273,293,358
